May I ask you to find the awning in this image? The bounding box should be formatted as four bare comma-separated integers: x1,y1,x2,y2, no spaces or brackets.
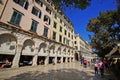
105,46,120,57
109,46,118,55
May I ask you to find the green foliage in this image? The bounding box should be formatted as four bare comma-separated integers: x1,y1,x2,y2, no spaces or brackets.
86,9,120,57
52,0,91,10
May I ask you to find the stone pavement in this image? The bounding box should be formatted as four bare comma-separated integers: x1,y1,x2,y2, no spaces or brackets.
0,62,117,80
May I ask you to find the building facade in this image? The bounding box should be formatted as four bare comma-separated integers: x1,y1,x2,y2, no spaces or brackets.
74,34,93,61
0,0,75,68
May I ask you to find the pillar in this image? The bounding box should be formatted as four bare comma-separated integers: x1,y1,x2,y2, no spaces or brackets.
69,57,72,62
32,47,38,66
45,50,49,65
65,57,68,63
61,57,63,63
12,44,22,68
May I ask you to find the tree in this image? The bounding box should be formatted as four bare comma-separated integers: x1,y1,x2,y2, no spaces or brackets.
86,9,120,57
52,0,91,10
52,0,120,10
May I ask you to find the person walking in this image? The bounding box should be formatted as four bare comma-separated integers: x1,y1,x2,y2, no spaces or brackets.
94,62,98,74
98,60,104,77
84,59,88,68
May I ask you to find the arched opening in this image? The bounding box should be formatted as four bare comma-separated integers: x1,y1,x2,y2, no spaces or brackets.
49,44,55,54
63,57,66,63
57,47,61,55
38,42,47,53
0,34,17,68
57,57,61,63
37,56,45,65
19,39,34,67
49,57,54,64
37,42,47,65
75,53,79,61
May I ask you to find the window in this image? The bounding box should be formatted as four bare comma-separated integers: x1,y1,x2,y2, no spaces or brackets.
10,10,22,26
47,0,51,3
43,26,48,37
60,26,62,32
54,14,57,19
46,0,52,5
75,41,76,44
60,19,62,23
71,35,73,39
30,20,38,32
63,37,66,43
64,30,67,35
46,7,51,14
35,0,43,7
53,22,57,28
13,0,29,10
32,7,41,18
64,23,66,27
68,32,70,37
75,46,78,50
59,35,62,42
52,31,56,40
66,39,70,45
44,15,50,25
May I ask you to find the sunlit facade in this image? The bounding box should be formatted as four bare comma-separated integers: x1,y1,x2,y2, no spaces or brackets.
0,0,75,68
74,34,93,61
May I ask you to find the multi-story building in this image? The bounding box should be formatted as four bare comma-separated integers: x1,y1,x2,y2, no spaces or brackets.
74,34,93,61
0,0,75,68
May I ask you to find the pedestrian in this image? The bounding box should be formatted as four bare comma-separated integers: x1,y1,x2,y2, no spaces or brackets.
84,59,88,68
94,62,98,74
1,58,9,68
98,60,104,77
103,58,109,72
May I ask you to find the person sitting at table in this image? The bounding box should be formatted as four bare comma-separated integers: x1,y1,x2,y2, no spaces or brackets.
1,58,9,68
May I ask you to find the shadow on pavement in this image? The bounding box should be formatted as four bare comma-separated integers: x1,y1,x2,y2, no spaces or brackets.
5,68,94,80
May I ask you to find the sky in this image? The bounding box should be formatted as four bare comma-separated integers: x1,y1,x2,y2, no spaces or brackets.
63,0,117,42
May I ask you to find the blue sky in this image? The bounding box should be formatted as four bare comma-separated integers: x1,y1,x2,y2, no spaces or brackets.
63,0,117,42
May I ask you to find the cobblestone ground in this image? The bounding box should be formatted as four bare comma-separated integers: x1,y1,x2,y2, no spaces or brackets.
0,62,117,80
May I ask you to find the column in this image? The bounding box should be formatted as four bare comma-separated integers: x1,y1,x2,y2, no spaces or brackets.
53,51,57,64
45,49,49,65
65,57,68,63
12,44,22,68
69,57,72,62
55,56,57,64
73,57,75,62
61,56,63,63
32,47,38,66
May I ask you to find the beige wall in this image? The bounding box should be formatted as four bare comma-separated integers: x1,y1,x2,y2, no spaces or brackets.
0,0,74,47
0,0,52,38
0,0,7,19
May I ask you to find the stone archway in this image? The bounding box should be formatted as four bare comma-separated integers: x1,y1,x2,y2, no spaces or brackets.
0,33,17,67
22,39,35,55
49,44,55,54
58,47,61,55
75,53,79,61
37,42,47,65
38,42,47,54
20,39,35,66
0,34,17,54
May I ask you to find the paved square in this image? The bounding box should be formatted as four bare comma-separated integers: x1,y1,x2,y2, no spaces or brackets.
0,62,116,80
